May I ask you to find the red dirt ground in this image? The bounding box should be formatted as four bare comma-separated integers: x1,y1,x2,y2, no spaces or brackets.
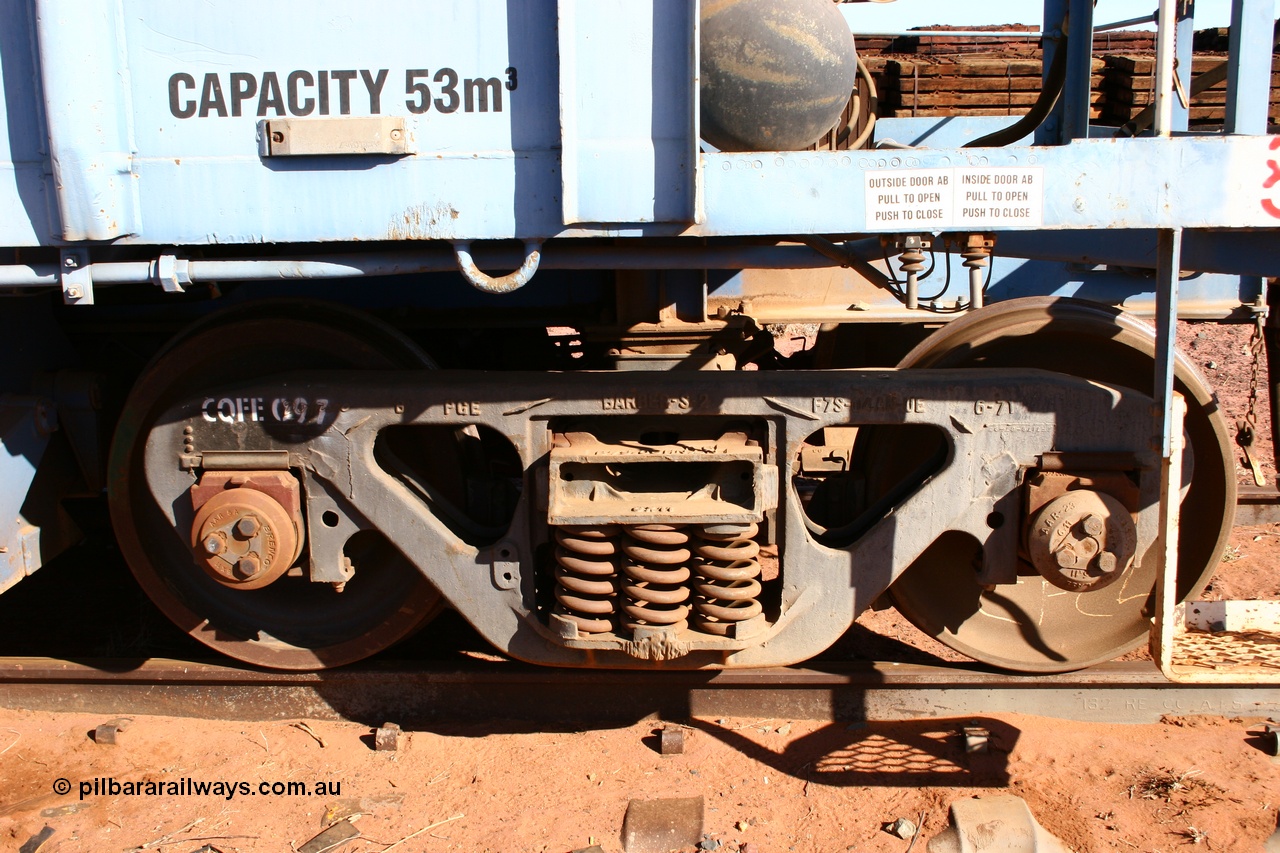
0,707,1278,853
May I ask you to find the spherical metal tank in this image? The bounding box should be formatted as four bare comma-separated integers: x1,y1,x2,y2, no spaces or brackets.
700,0,859,152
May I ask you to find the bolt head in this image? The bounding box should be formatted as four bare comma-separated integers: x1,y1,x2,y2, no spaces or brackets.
234,555,262,579
1055,549,1077,569
202,534,225,555
1082,515,1105,537
63,256,76,268
1096,552,1118,573
235,516,260,538
66,286,83,299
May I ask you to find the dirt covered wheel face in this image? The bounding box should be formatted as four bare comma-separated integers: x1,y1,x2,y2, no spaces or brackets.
872,297,1235,672
107,302,444,670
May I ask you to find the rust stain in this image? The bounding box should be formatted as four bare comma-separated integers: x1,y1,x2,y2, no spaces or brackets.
762,19,841,67
701,0,744,17
713,50,803,87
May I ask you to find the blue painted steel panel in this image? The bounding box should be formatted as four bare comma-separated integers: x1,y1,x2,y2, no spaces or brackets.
35,0,141,240
0,0,53,244
0,397,53,595
0,0,1274,247
558,0,697,224
702,136,1280,236
121,0,561,243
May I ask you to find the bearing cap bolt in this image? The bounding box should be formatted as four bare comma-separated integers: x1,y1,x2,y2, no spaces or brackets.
235,554,262,579
235,516,260,538
203,533,226,555
1027,491,1137,593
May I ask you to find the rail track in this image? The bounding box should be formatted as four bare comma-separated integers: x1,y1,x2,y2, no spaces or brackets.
1,513,1275,728
0,657,1276,726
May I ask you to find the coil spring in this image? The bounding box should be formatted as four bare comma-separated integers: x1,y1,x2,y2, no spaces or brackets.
553,525,619,634
620,524,692,632
693,522,763,636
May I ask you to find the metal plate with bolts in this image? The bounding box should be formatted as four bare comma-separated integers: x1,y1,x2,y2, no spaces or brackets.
258,117,410,157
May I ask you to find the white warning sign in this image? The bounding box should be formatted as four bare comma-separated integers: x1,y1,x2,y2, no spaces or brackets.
865,168,952,227
864,167,1044,229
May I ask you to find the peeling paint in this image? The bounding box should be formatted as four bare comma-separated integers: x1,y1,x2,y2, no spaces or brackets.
388,203,461,241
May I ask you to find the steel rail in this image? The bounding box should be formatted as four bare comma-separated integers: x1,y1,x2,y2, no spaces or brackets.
0,658,1274,726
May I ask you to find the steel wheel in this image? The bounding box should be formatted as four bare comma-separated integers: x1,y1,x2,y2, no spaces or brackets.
875,297,1235,672
108,301,444,669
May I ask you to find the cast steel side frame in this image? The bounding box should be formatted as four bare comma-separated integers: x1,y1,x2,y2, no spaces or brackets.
146,367,1163,669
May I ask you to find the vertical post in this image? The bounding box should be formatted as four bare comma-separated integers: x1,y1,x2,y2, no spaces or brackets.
1154,230,1181,459
1061,0,1095,140
1172,0,1195,132
1225,0,1274,135
1151,229,1183,673
1266,280,1280,464
1038,0,1067,144
1154,0,1179,136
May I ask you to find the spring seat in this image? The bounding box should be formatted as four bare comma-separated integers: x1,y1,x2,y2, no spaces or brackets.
693,522,763,635
620,524,692,632
553,525,620,634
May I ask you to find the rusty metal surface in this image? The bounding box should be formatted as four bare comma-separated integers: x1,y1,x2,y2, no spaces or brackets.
138,360,1163,671
1235,485,1280,526
883,298,1233,673
373,722,401,751
0,659,1274,726
108,303,445,671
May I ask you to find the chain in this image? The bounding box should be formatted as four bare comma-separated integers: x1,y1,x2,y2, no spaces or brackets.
1238,309,1268,486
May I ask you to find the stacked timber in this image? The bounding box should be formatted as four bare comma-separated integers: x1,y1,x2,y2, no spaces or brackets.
855,25,1153,58
864,55,1106,118
1099,53,1280,126
856,26,1041,58
810,26,1279,140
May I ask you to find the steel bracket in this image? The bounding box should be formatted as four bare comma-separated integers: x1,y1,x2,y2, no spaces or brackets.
58,250,93,305
152,254,191,293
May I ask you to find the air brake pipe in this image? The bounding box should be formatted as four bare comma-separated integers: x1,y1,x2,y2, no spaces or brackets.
1095,13,1157,32
0,242,895,290
964,28,1069,148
